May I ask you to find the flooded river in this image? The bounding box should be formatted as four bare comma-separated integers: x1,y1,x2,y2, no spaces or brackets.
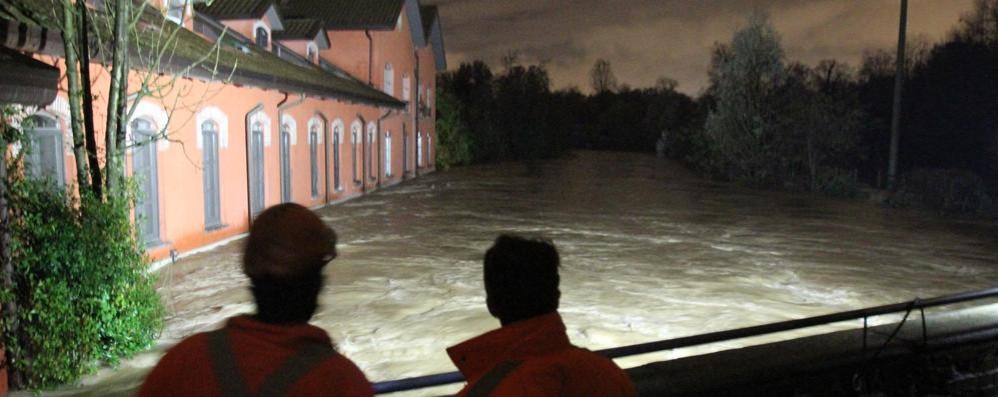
40,151,998,396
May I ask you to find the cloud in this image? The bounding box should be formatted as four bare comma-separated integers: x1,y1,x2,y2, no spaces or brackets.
426,0,975,95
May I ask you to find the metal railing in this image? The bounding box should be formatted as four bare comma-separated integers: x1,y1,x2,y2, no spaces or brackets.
373,285,998,394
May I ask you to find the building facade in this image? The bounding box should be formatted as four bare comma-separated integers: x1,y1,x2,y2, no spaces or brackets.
0,0,446,262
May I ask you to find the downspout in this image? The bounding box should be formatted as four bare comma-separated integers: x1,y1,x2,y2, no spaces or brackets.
376,109,395,188
365,30,374,85
413,50,420,177
277,93,306,203
324,115,329,205
356,113,367,194
245,103,264,224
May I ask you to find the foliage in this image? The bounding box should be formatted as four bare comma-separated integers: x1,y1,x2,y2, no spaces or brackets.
697,12,862,195
434,89,472,169
889,168,994,215
590,58,618,94
2,174,163,389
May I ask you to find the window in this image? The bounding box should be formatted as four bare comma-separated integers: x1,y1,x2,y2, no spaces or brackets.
367,124,376,181
384,64,394,96
417,131,423,167
248,121,266,215
384,131,392,177
201,120,222,229
307,46,317,64
427,89,433,113
332,124,341,191
402,74,411,101
131,118,161,245
309,124,319,198
351,122,361,184
280,123,292,203
25,115,65,188
166,0,186,23
255,26,268,49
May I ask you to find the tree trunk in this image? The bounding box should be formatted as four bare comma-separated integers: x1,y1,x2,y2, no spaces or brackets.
61,0,91,196
78,0,103,198
105,0,130,197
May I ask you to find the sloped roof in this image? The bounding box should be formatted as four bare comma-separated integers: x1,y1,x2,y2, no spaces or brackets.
194,0,272,20
0,47,58,105
280,0,405,30
0,0,404,108
273,18,321,40
420,5,446,71
419,5,436,41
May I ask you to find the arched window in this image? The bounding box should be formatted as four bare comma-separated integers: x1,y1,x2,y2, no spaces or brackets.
248,120,266,215
332,123,342,191
367,123,376,181
309,123,319,198
255,26,268,49
307,46,317,64
351,122,361,184
131,118,160,245
25,115,65,188
383,64,394,96
201,120,222,229
384,131,392,177
280,122,292,203
402,73,411,101
416,131,423,167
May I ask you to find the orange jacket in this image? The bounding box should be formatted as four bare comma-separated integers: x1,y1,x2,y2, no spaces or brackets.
447,312,636,397
139,315,373,397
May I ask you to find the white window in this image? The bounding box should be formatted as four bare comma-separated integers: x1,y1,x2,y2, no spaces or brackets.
384,131,392,177
383,64,394,96
307,42,318,64
416,131,423,167
402,74,411,101
26,115,65,188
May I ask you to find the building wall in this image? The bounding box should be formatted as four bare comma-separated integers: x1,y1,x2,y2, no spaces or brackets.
26,59,420,262
14,4,442,267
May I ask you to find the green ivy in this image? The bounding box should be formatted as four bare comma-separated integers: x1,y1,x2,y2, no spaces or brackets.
2,170,163,389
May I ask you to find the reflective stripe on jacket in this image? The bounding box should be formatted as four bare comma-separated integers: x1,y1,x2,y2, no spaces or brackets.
447,312,637,397
139,315,373,397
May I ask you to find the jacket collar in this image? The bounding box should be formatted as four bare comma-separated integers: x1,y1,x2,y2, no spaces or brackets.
227,315,333,351
447,312,571,380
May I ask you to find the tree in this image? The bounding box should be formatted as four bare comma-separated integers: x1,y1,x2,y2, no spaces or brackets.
434,89,472,169
704,11,786,183
0,0,228,388
590,58,618,94
956,0,998,44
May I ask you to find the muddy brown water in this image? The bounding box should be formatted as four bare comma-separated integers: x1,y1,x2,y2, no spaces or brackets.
33,151,998,396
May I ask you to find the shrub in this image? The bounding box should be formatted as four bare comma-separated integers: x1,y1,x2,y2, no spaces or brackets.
890,168,995,215
2,176,163,389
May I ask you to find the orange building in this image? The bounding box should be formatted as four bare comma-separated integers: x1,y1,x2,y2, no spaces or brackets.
1,0,446,263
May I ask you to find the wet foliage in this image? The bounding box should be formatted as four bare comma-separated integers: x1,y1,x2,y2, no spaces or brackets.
0,113,162,389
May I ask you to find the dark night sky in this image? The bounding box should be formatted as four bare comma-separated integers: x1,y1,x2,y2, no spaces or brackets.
424,0,974,95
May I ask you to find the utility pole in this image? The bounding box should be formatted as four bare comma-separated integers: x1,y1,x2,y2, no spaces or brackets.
887,0,908,190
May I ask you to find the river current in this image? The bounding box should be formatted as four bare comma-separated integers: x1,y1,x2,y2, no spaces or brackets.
37,151,998,396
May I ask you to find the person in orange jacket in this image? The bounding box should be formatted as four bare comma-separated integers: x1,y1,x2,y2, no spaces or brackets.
447,234,637,397
139,203,373,397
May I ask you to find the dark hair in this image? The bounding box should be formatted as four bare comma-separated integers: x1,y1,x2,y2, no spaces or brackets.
250,269,324,324
484,234,561,325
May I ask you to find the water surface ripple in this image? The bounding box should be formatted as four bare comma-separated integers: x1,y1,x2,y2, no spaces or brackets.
46,151,998,396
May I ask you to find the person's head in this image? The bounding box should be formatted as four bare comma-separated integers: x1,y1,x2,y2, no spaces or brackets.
483,234,561,326
243,203,337,324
